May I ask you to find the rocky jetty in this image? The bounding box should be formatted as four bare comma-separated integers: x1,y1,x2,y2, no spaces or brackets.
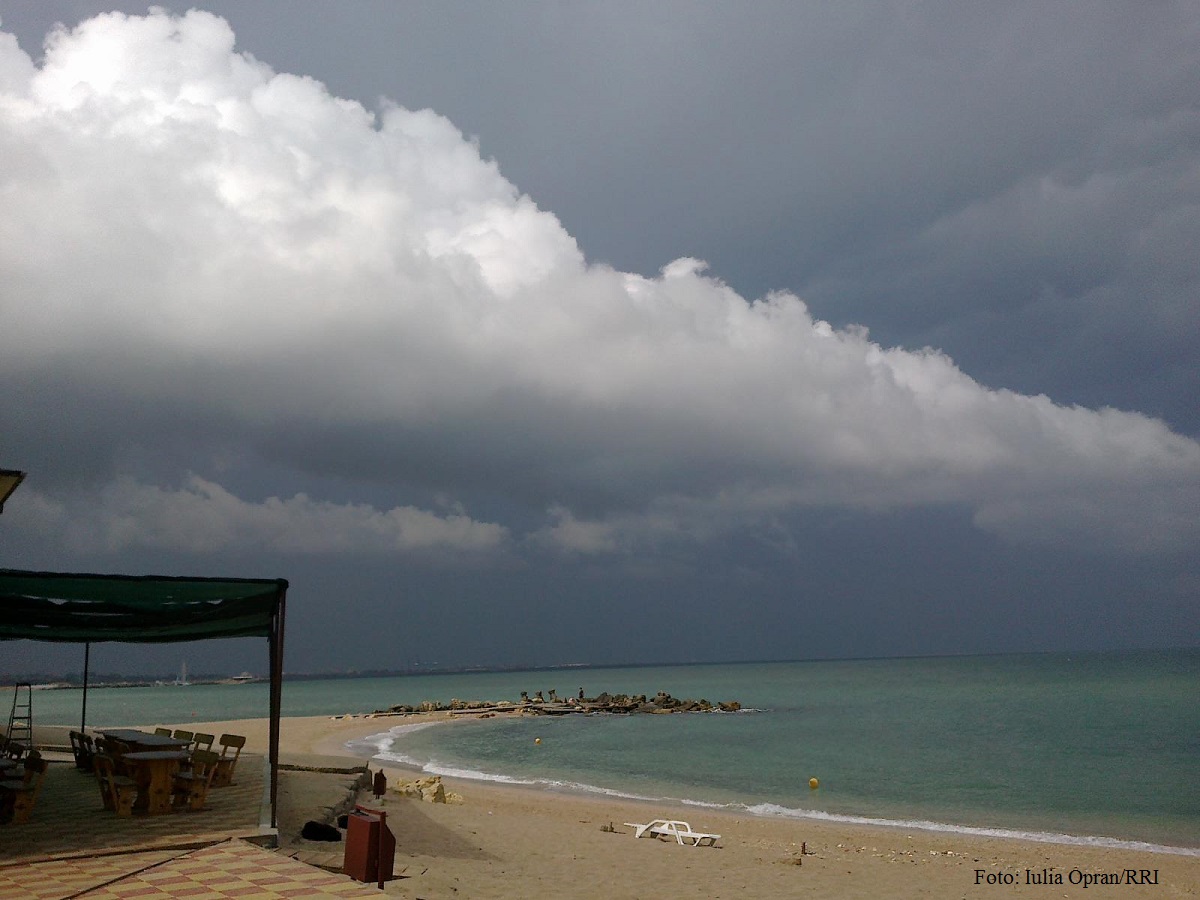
374,690,741,717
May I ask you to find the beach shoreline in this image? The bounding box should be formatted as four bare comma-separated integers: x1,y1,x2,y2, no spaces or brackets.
154,712,1200,898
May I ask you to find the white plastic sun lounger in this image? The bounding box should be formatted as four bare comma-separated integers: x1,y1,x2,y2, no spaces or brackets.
625,818,670,839
624,819,720,847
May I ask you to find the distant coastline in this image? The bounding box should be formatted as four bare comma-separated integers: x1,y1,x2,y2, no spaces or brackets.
5,645,1194,690
13,674,266,690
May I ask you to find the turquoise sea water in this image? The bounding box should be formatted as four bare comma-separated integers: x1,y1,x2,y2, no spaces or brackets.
13,649,1199,852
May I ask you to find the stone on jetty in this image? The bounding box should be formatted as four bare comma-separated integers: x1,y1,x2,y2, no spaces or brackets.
526,689,736,715
374,689,741,717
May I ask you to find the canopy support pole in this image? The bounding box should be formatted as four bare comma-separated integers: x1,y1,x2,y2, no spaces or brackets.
267,586,287,830
80,642,90,734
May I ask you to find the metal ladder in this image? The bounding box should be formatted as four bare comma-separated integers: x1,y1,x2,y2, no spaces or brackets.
6,682,32,751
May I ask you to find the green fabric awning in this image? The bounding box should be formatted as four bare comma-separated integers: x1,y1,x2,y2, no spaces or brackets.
0,567,288,830
0,569,287,643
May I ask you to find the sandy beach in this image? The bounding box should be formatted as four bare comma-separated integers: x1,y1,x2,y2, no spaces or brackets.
157,713,1200,899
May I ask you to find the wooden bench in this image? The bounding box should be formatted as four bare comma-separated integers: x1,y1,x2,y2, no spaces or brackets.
1,754,48,824
94,753,138,817
172,749,219,811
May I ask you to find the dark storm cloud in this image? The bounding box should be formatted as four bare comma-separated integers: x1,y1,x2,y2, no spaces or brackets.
0,5,1196,671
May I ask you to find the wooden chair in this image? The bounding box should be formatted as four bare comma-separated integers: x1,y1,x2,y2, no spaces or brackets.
0,754,48,824
93,735,112,759
95,737,132,777
172,749,219,811
212,734,245,787
1,750,40,787
93,753,137,817
114,738,135,777
0,737,25,761
154,728,172,737
171,729,194,769
69,730,95,772
191,732,215,753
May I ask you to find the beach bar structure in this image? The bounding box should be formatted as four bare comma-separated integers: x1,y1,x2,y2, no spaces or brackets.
0,569,288,828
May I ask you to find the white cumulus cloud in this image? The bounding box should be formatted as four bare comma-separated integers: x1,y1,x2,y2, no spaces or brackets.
0,9,1197,560
11,476,508,556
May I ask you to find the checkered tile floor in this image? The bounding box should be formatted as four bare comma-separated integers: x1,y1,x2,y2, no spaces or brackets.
0,752,380,899
0,840,380,899
0,849,182,900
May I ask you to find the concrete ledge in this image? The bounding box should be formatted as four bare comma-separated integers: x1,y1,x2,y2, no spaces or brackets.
279,763,370,775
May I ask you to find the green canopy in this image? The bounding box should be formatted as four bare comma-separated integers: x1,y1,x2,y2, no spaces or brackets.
0,570,287,642
0,568,288,830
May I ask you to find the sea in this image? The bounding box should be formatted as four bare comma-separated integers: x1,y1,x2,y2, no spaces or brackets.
13,648,1199,854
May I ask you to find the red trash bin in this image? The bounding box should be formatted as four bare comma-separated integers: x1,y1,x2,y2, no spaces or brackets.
343,804,396,887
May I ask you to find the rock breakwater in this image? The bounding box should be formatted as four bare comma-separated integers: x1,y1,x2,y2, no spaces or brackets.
374,689,742,717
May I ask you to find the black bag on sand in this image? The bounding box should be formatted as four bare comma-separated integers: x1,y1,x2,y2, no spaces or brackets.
301,820,342,842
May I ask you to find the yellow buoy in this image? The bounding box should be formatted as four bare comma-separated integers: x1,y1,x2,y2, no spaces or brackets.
808,777,819,789
534,737,542,745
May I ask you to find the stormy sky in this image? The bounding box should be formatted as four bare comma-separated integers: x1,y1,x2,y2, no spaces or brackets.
0,3,1197,677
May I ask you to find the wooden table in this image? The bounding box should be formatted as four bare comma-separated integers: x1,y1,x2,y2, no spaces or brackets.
98,730,192,752
122,750,190,814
